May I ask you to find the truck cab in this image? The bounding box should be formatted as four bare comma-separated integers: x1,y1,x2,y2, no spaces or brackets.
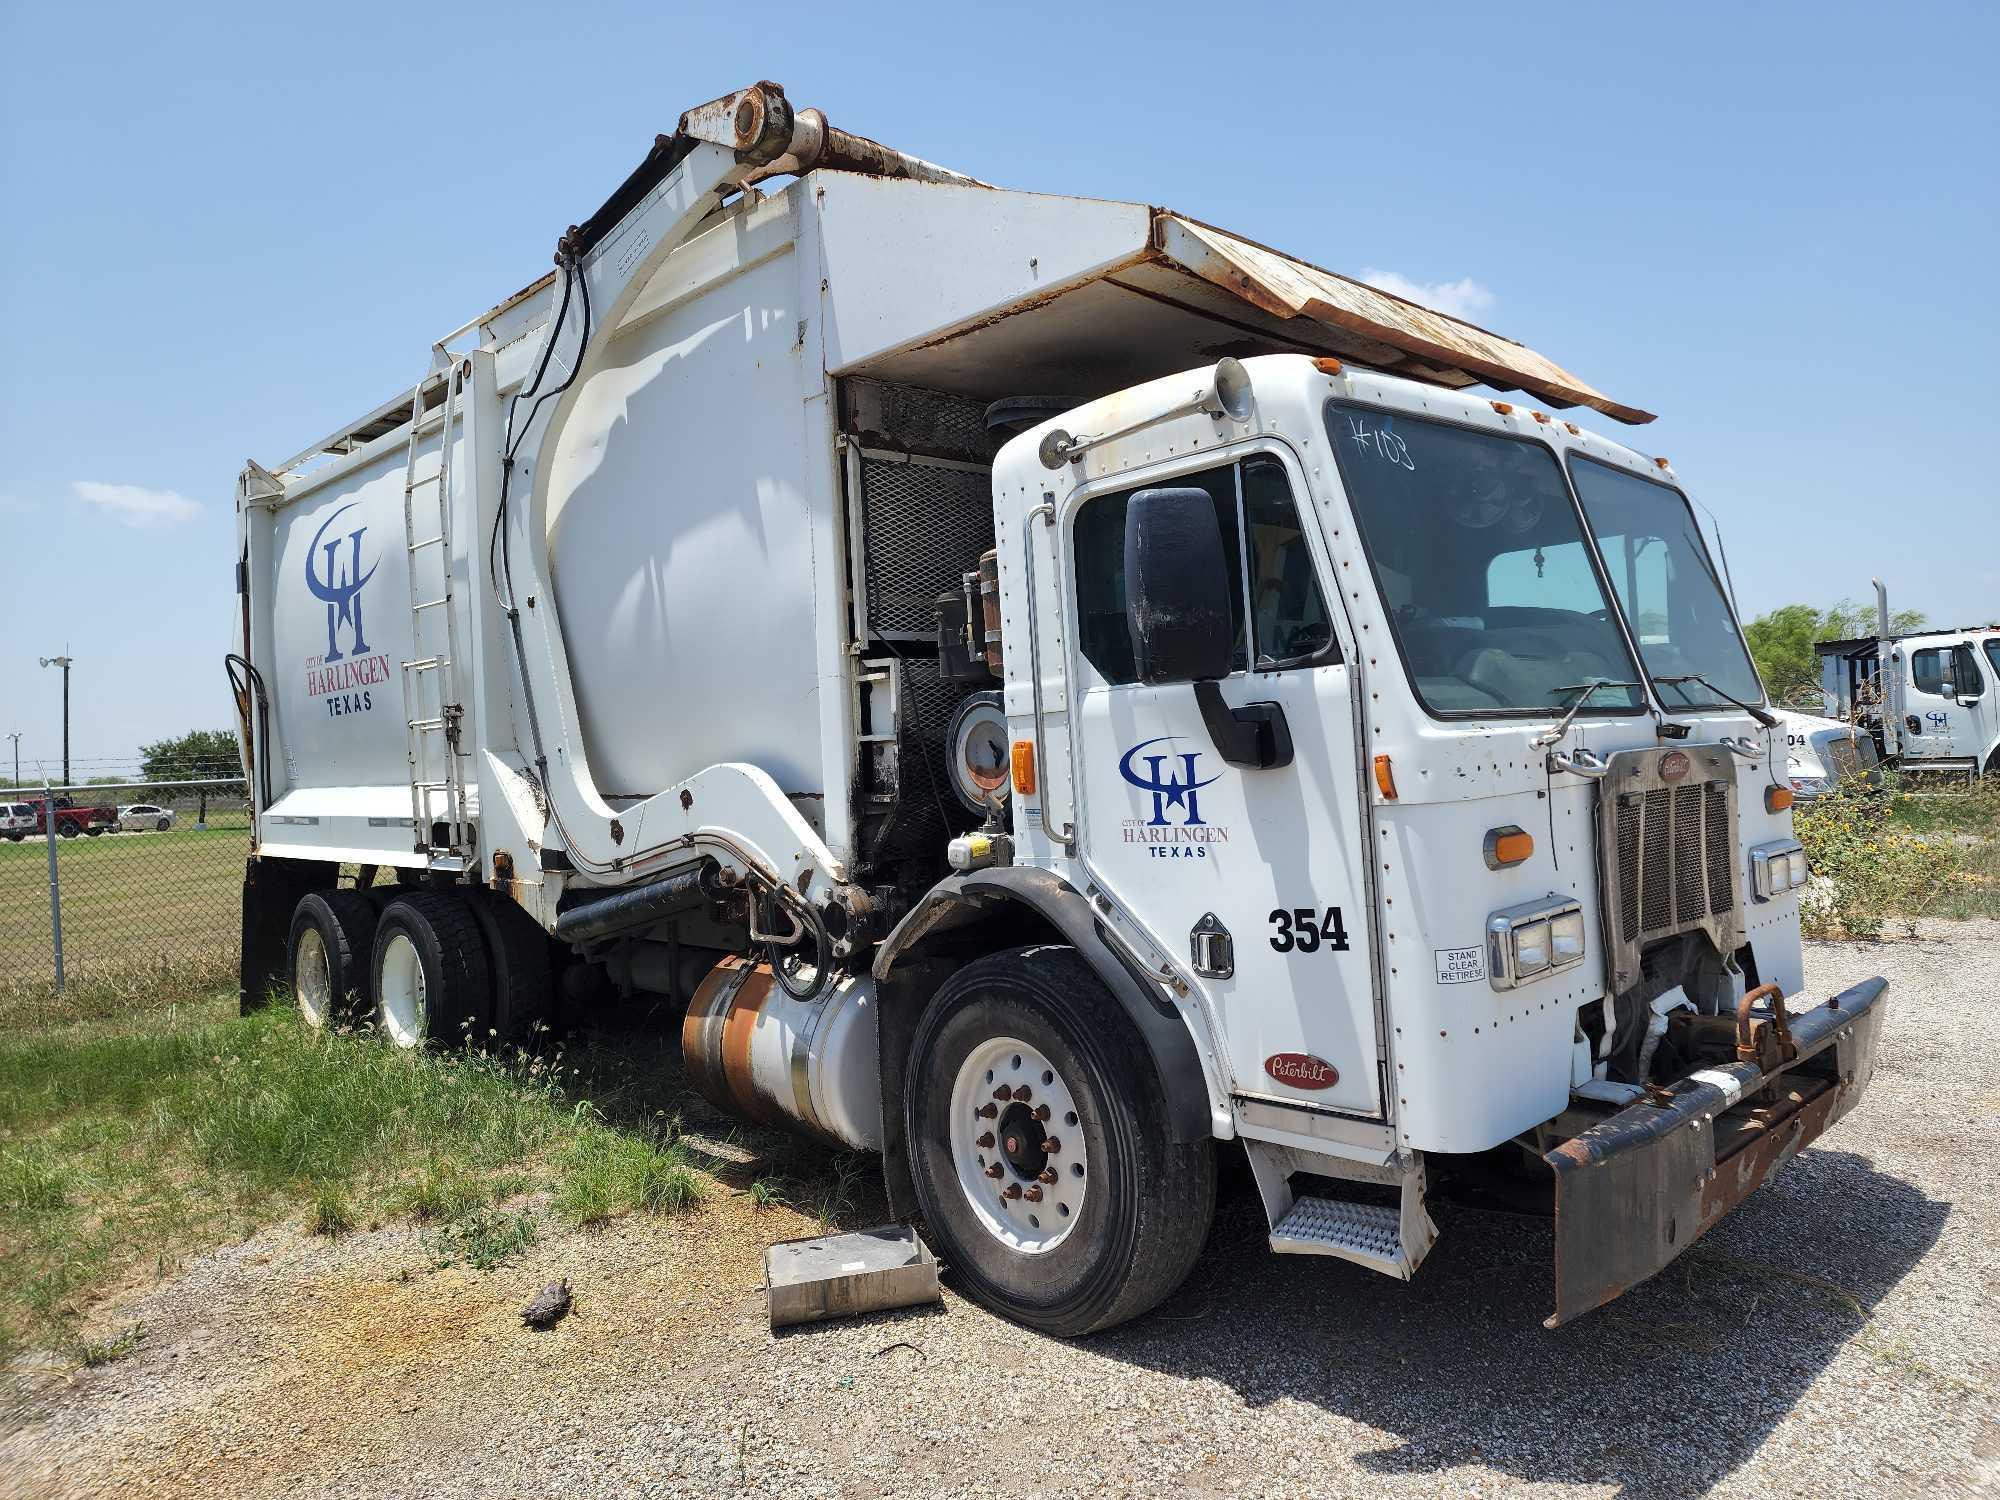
1819,619,2000,775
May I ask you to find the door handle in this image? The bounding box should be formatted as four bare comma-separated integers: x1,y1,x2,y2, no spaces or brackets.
1193,681,1294,769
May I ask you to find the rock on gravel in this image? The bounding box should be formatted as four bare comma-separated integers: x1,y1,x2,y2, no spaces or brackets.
3,925,1996,1500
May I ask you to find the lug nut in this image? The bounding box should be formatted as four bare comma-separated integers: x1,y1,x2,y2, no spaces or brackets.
1041,1137,1061,1154
975,1103,998,1119
976,1132,995,1149
1038,1168,1057,1185
1033,1104,1050,1122
1002,1183,1022,1200
1023,1185,1043,1203
984,1162,1005,1179
1013,1085,1032,1103
993,1085,1013,1101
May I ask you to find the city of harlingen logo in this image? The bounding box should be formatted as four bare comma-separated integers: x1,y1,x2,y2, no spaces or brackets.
304,502,379,663
1118,737,1228,861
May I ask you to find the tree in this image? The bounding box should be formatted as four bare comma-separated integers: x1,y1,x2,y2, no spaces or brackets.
1742,600,1926,706
138,728,240,823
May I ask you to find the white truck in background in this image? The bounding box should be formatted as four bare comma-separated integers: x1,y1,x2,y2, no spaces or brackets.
232,82,1887,1335
1816,580,2000,777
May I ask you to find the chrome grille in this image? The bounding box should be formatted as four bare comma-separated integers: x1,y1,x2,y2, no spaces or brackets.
1598,747,1745,989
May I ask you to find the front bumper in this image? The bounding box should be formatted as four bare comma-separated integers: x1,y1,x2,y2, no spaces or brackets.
1543,976,1888,1327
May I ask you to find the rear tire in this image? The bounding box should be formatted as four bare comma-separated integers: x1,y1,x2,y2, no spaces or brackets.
467,890,553,1044
371,892,492,1050
156,816,170,831
904,945,1215,1337
59,824,78,838
288,890,379,1029
84,826,103,837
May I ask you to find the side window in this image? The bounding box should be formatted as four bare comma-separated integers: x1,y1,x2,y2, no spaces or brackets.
1072,462,1246,685
1242,456,1339,667
1912,648,1945,695
1985,639,2000,687
1954,644,1983,700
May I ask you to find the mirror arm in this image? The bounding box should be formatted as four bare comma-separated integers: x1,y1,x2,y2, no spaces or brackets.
1193,681,1294,769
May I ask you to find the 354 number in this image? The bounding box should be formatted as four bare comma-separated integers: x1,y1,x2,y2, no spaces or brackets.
1268,907,1350,954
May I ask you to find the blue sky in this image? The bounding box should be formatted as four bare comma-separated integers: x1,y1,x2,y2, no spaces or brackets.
2,1,1994,772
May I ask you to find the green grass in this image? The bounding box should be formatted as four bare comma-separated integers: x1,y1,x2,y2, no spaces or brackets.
0,818,251,996
1794,770,2000,936
0,988,709,1368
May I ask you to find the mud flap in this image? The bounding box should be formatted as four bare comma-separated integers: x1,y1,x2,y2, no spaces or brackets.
1544,976,1887,1328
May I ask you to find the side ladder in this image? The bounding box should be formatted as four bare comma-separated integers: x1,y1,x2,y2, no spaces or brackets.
400,346,470,867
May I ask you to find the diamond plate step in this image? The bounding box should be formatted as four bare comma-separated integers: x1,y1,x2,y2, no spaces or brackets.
1269,1196,1404,1272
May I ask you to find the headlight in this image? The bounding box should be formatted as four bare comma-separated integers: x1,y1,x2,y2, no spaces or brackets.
1789,775,1829,794
1486,895,1585,991
1750,838,1809,900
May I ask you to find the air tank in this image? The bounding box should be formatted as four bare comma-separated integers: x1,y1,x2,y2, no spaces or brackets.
680,956,882,1151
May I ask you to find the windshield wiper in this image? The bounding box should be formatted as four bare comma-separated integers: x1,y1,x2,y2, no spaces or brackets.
1650,673,1778,728
1530,679,1641,749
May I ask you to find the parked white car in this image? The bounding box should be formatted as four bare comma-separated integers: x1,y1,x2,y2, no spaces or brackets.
116,803,176,832
1,801,38,841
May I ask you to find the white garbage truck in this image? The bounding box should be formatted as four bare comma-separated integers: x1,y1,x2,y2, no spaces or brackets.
232,82,1886,1334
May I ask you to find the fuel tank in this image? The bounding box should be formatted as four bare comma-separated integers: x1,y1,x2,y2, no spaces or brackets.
681,956,881,1152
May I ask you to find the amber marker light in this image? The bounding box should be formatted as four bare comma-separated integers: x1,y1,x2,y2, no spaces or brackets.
1765,785,1795,813
1654,456,1672,469
1313,356,1344,375
1373,754,1397,800
1490,401,1514,415
1010,740,1037,795
1484,826,1535,869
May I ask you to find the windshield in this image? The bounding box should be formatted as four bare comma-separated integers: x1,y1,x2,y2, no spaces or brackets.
1325,401,1644,717
1566,456,1763,712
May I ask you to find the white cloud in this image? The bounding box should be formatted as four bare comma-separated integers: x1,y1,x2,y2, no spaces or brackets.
1359,269,1496,322
70,480,202,528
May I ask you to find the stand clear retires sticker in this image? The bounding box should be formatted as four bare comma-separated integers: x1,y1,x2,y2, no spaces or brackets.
1435,946,1484,985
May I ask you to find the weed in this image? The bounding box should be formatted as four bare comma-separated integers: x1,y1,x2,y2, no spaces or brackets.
0,1144,77,1214
429,1208,538,1270
747,1177,784,1210
308,1182,354,1238
553,1127,704,1227
68,1323,146,1368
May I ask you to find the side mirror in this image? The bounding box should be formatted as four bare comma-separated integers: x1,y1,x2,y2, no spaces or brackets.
1124,487,1235,684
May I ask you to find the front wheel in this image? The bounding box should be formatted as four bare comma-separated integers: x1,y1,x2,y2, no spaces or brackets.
156,817,171,831
59,824,78,839
904,945,1215,1337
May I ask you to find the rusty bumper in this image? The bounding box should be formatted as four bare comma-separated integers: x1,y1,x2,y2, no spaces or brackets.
1543,976,1888,1328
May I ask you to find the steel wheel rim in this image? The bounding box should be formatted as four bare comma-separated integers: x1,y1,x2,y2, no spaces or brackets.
948,1035,1088,1254
378,932,427,1049
294,927,332,1029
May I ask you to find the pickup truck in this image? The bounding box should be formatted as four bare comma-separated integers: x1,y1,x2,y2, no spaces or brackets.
18,795,116,838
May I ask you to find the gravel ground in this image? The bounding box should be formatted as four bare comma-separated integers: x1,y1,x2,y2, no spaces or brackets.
4,925,1995,1500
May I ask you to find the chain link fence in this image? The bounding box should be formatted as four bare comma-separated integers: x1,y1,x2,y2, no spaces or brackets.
1,773,249,1003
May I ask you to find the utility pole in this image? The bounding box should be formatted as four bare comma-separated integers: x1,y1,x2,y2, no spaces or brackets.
38,654,72,787
6,730,19,788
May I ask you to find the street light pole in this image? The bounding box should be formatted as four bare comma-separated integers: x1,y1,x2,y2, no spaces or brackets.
38,655,72,788
6,730,19,788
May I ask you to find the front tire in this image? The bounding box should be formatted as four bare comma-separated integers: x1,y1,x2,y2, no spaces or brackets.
371,892,492,1049
288,889,379,1029
904,945,1215,1337
156,816,170,831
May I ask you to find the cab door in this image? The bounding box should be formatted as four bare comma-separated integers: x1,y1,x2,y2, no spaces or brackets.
1063,448,1381,1117
1906,642,1982,759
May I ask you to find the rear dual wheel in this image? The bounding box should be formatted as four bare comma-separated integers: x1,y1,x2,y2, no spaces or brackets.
904,945,1215,1337
372,892,492,1050
288,890,380,1029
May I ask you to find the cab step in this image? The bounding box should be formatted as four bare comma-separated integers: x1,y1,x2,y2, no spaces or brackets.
1269,1197,1404,1272
1245,1138,1436,1281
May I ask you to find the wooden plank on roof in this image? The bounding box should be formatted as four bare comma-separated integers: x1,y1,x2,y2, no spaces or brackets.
1154,214,1655,425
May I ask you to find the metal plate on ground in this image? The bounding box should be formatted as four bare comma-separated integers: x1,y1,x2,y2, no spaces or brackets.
763,1224,941,1330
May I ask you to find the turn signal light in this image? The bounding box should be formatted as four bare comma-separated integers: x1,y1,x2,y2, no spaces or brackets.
1765,785,1795,813
1313,356,1344,375
1484,826,1535,868
1373,754,1397,800
1010,740,1037,795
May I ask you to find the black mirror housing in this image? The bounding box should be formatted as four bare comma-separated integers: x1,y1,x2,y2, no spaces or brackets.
1124,487,1235,684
